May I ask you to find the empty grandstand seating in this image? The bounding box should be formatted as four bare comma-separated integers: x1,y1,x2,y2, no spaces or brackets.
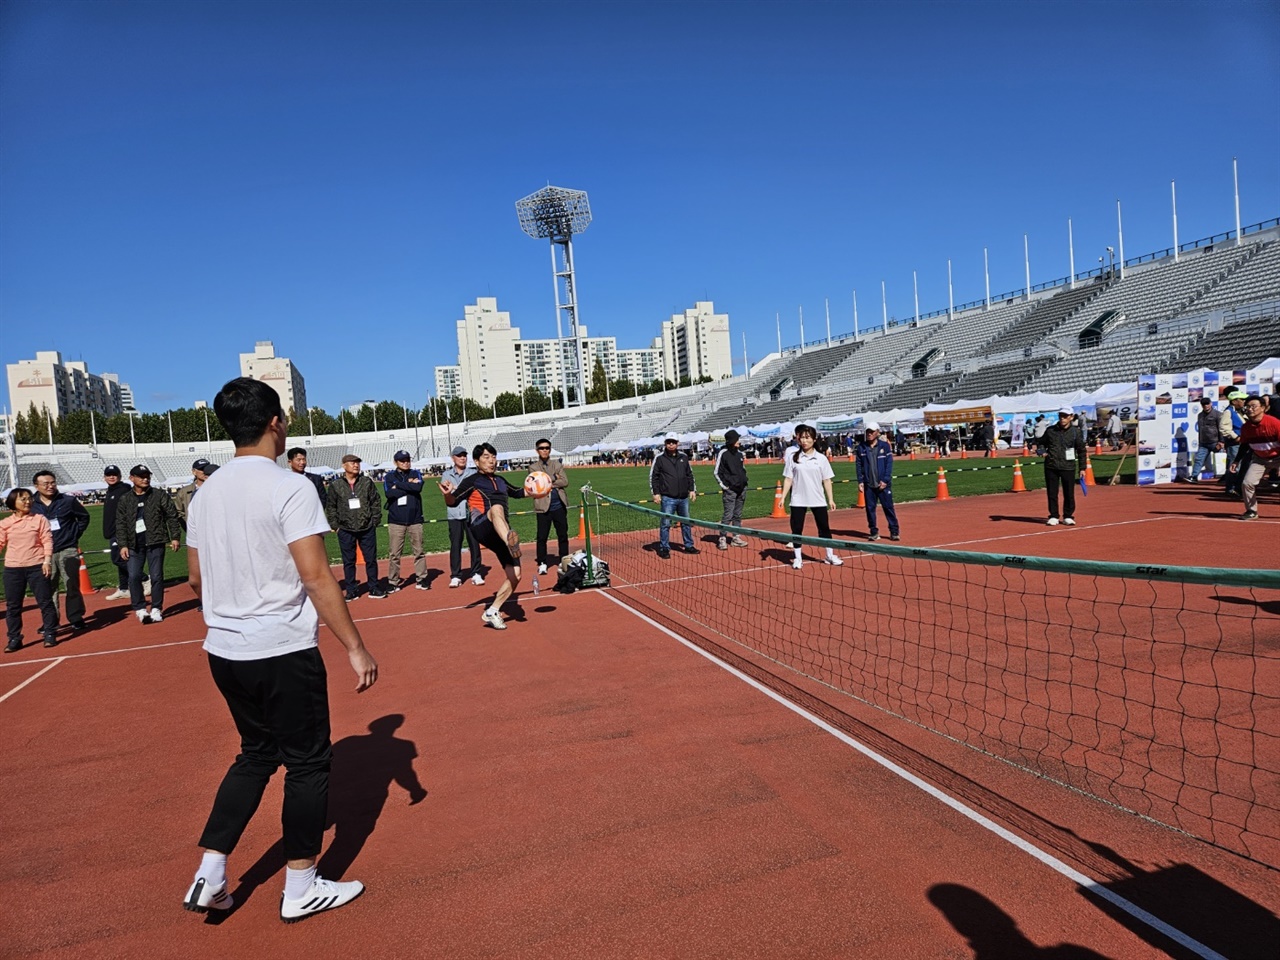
691,403,761,433
935,356,1056,402
744,395,816,425
1165,313,1280,373
812,325,937,392
1186,241,1280,314
914,298,1037,365
984,280,1107,355
1025,328,1200,394
763,341,861,393
551,422,615,451
872,370,965,410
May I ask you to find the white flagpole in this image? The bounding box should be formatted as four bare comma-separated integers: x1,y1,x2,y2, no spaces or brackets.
1172,180,1179,261
1233,157,1241,247
168,411,174,451
913,271,920,324
824,298,831,347
129,411,136,455
947,260,955,321
1117,200,1126,280
776,313,781,355
984,247,991,309
1068,218,1075,289
90,410,97,451
880,281,887,334
47,407,54,453
1023,234,1031,301
852,290,859,338
205,408,213,453
742,331,749,378
798,305,805,354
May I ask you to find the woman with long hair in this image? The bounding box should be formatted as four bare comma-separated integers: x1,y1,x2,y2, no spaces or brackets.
779,425,843,570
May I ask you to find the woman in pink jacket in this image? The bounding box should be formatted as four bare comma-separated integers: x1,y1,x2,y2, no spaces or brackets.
1,488,58,652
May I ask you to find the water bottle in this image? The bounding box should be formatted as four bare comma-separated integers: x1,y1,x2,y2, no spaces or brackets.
532,575,540,596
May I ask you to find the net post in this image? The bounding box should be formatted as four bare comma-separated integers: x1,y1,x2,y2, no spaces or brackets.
580,484,595,582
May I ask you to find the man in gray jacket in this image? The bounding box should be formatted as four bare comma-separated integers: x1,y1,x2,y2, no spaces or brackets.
325,455,384,601
1041,406,1088,526
530,439,569,575
1188,397,1222,482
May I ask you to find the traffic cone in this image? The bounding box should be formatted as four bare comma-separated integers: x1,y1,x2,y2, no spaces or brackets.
933,447,941,460
935,467,951,501
856,484,866,507
1021,442,1029,457
848,451,854,462
1084,456,1096,486
771,480,787,518
576,506,587,539
909,449,916,461
1095,438,1104,456
1011,460,1027,492
960,446,968,459
355,542,365,564
77,549,93,593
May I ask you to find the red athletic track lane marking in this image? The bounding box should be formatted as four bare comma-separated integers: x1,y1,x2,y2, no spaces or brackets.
0,657,64,703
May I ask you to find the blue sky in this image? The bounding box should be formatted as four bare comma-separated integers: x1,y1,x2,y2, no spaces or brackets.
2,0,1277,413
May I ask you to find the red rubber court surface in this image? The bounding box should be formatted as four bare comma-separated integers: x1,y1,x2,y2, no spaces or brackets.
1,483,1276,959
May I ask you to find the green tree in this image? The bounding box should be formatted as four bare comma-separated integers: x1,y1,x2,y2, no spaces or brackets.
306,407,341,436
586,359,609,404
522,387,552,414
608,378,637,400
494,391,523,418
462,398,491,421
54,410,93,445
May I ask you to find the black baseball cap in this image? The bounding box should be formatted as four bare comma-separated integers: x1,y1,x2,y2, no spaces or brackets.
103,465,121,477
394,450,411,462
192,458,212,471
130,464,151,478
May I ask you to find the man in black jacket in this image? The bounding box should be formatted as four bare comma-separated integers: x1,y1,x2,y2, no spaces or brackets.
101,465,135,600
649,433,698,559
115,464,183,623
383,451,427,592
31,470,91,632
714,430,748,550
325,455,384,600
1041,406,1088,526
287,447,328,503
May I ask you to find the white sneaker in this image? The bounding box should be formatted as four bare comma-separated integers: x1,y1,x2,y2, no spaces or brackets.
135,609,148,624
1046,517,1060,526
279,876,364,924
150,609,164,623
481,609,507,630
183,877,233,913
791,558,803,570
470,573,485,586
105,589,129,601
414,582,430,591
143,579,152,597
1063,518,1077,526
537,563,548,575
824,554,844,566
448,577,462,588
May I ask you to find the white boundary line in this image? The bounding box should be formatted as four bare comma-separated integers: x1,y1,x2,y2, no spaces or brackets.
0,657,65,704
599,590,1226,960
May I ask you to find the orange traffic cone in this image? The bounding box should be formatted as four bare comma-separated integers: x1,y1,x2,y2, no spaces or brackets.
933,447,941,460
771,480,787,518
1011,460,1027,492
77,549,93,593
847,451,854,462
856,484,866,507
960,445,968,459
909,449,917,461
576,506,590,539
1095,438,1104,456
935,467,951,501
355,542,365,564
1084,456,1096,486
1021,442,1029,457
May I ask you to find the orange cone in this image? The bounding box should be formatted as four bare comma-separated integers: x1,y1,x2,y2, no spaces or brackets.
856,484,866,507
1011,460,1027,492
576,506,588,539
935,467,951,501
909,449,917,461
933,446,941,460
1095,438,1104,456
1021,442,1029,457
355,542,365,564
77,549,93,593
1084,456,1096,486
960,445,968,459
771,480,787,518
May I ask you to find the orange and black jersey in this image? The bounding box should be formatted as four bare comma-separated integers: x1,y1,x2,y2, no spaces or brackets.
450,472,526,525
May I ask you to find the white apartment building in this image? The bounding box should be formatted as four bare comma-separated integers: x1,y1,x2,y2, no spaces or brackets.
6,351,127,420
101,373,135,412
456,298,521,406
239,341,307,415
434,365,462,402
617,346,664,387
660,301,732,384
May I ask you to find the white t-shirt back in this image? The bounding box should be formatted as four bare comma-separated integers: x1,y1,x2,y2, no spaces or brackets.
187,455,332,661
787,450,834,507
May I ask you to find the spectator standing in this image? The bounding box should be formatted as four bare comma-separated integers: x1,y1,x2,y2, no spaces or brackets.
650,433,698,559
325,455,384,601
287,447,328,503
1230,395,1280,520
184,376,377,922
714,429,749,550
443,446,483,588
1032,415,1049,454
384,451,427,592
1219,389,1247,498
1,488,57,651
1188,397,1222,482
174,459,216,529
855,422,900,542
780,425,842,569
1106,410,1125,451
1041,406,1087,526
115,464,182,623
102,465,134,600
31,470,91,633
530,439,570,576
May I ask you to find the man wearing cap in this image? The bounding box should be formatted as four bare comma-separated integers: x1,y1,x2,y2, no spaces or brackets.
855,422,900,541
713,430,749,550
443,446,482,588
115,464,183,623
325,455,384,600
1106,409,1125,451
287,447,328,503
174,459,217,529
384,451,427,592
1188,397,1222,482
30,470,91,632
1219,389,1247,497
650,434,698,559
530,438,569,575
102,465,135,600
1041,407,1088,526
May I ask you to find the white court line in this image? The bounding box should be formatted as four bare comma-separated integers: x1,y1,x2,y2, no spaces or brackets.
600,590,1226,960
929,515,1174,549
0,657,65,704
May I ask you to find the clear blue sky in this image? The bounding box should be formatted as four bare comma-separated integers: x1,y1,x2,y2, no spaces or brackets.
2,0,1277,413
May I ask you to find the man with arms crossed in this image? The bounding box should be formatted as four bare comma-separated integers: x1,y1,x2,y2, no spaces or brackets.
183,377,378,923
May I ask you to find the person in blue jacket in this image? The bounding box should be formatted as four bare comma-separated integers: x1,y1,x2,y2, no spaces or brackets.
383,450,428,592
855,422,900,542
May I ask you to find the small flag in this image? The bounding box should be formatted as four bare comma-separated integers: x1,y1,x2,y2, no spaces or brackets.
1078,475,1088,496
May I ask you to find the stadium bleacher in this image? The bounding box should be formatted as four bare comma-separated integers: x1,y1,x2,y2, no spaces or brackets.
1164,313,1280,373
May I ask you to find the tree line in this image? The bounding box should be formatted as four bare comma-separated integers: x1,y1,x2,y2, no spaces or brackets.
9,368,714,446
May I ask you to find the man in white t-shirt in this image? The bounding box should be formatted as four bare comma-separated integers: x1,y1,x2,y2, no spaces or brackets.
183,377,378,924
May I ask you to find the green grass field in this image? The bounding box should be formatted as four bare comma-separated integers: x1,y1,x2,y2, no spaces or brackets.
2,454,1133,597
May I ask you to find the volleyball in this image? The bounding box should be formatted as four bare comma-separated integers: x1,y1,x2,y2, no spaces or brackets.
524,470,552,497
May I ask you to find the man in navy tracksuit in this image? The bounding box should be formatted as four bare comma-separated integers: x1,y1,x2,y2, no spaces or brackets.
383,451,427,591
855,421,900,542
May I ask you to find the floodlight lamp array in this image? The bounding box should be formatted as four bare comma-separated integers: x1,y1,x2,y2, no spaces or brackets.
516,185,592,240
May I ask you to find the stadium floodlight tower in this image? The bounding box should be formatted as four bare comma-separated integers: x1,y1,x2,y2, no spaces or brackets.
516,185,592,409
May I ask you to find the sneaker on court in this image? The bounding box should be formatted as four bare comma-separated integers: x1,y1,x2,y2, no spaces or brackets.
150,609,164,623
184,877,233,913
889,533,901,542
537,562,548,575
279,876,364,924
1063,518,1077,526
1046,517,1060,526
470,573,485,586
105,589,129,601
448,577,462,588
1242,510,1259,520
717,537,728,551
43,636,59,648
683,546,700,555
481,609,506,630
791,558,804,570
135,609,148,624
824,555,844,566
415,582,430,591
344,591,358,602
657,546,671,560
730,535,748,547
868,534,881,542
385,584,401,594
368,591,388,601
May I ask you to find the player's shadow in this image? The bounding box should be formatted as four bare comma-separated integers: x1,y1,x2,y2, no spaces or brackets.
928,883,1110,959
988,514,1053,525
224,714,426,916
1212,593,1280,617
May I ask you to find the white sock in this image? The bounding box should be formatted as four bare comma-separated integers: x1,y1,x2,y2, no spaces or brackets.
826,548,837,560
284,864,317,901
793,547,802,561
486,606,499,616
196,851,227,888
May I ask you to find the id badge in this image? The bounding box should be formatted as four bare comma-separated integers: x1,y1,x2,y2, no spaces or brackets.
348,497,361,509
49,519,61,532
1065,449,1076,461
398,496,408,506
135,519,147,533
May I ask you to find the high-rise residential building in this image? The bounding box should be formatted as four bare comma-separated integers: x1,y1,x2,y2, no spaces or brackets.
617,346,664,387
101,374,135,412
434,366,462,401
456,298,521,406
239,341,307,415
660,301,732,385
6,351,126,420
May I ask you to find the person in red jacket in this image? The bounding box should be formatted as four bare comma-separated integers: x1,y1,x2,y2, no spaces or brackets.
1229,395,1280,520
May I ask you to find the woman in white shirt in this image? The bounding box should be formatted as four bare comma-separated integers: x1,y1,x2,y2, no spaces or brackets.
779,425,843,570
